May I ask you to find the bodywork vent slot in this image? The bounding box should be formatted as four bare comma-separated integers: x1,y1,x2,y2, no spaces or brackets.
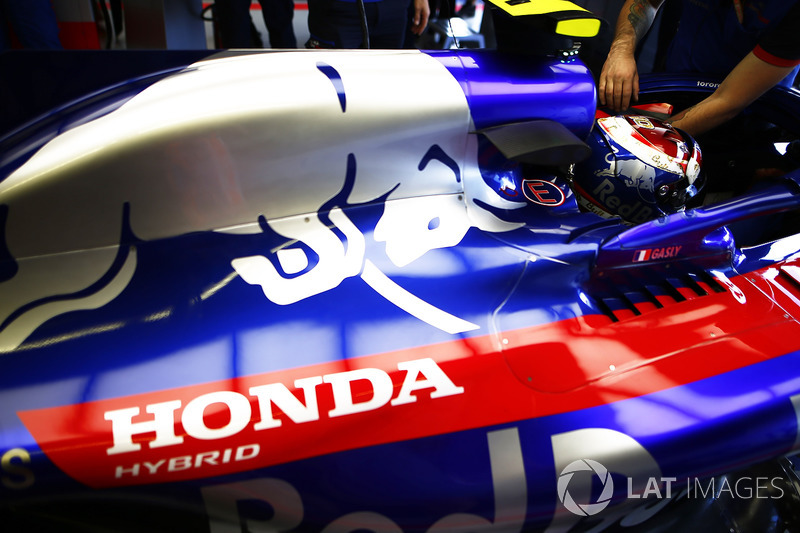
779,266,800,294
587,270,729,322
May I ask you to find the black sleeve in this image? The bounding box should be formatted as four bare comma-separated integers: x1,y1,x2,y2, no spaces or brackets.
756,2,800,66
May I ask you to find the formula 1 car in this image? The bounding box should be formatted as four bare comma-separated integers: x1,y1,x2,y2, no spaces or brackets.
2,2,800,532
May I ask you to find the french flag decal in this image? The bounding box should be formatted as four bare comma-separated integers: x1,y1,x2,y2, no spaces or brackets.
632,246,683,262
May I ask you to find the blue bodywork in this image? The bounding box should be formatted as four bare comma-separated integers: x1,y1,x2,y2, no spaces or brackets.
1,48,800,532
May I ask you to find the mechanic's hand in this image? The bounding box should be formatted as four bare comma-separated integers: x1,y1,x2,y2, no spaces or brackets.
410,0,430,36
598,47,639,112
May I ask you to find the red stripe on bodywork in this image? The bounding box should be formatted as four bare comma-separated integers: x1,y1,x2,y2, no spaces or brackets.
18,258,800,488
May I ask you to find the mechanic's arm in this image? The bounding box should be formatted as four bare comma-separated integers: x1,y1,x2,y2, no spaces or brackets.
409,0,430,36
669,52,797,136
598,0,664,112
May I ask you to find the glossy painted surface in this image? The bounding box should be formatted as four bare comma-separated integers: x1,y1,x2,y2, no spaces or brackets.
428,49,597,134
1,50,800,532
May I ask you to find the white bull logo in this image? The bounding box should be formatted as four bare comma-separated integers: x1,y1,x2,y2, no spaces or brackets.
0,51,527,350
229,145,520,335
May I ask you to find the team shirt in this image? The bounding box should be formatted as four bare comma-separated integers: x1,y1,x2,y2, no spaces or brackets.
665,0,800,86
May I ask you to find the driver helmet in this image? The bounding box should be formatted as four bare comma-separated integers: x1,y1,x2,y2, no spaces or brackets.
571,115,704,224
